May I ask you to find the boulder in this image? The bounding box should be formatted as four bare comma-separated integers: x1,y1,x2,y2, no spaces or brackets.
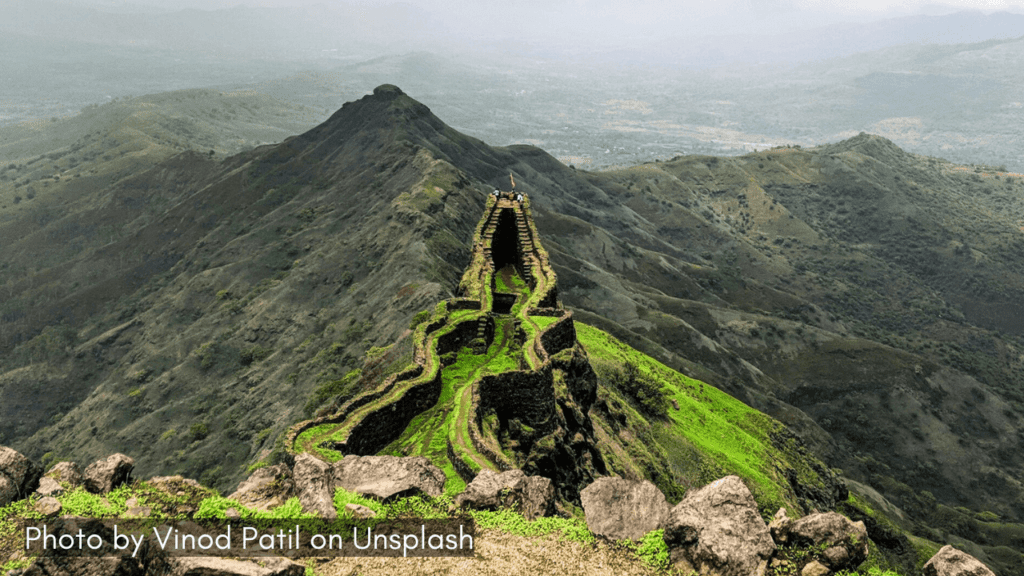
520,475,556,521
0,446,43,498
166,557,305,576
788,511,869,571
663,475,775,576
294,453,337,519
228,464,294,511
83,453,135,494
923,545,996,576
35,496,62,516
36,477,65,497
801,560,831,576
333,455,445,500
769,508,794,545
0,474,16,507
580,477,670,542
45,461,83,488
456,469,555,520
345,503,377,519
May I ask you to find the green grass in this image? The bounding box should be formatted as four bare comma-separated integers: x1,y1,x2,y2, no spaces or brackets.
470,508,594,544
575,321,817,514
194,495,316,520
530,315,559,329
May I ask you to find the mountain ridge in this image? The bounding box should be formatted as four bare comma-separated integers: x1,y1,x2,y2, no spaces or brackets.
1,85,1023,573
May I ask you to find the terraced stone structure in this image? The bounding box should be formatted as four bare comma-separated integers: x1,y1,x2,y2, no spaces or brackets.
290,193,606,500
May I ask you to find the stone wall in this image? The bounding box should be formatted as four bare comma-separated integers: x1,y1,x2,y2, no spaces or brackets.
539,313,576,358
344,368,444,455
477,368,557,433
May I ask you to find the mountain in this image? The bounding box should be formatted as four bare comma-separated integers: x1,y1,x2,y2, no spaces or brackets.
1,85,1024,573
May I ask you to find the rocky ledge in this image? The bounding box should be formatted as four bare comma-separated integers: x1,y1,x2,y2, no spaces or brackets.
2,445,998,576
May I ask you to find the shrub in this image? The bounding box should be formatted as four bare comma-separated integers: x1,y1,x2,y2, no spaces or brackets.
189,422,209,441
607,362,670,418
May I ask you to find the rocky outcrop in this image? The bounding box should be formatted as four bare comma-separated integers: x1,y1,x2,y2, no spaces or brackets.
83,453,134,494
663,475,775,576
923,545,996,576
333,455,445,500
293,453,336,519
0,446,43,503
785,511,869,572
227,464,294,511
580,477,670,542
455,469,555,520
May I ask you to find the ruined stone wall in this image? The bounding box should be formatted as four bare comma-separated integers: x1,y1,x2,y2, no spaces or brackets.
345,368,443,455
285,364,425,452
539,314,577,358
477,368,557,433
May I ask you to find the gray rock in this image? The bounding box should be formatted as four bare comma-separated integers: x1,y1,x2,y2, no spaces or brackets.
0,474,16,507
0,446,43,498
228,464,294,511
333,455,445,500
83,453,134,494
769,508,794,545
294,453,337,519
147,475,203,491
345,503,377,519
923,545,996,576
801,560,831,576
789,511,868,571
520,475,556,520
36,477,65,497
45,461,83,488
456,469,555,520
35,496,62,516
663,475,775,576
166,557,304,576
580,476,670,542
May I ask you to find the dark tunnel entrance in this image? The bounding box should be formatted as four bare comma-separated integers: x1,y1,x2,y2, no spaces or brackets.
492,208,521,273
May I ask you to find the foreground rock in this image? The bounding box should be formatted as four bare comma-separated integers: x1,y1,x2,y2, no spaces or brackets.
83,453,135,494
294,453,337,519
663,475,775,576
454,469,552,518
36,477,66,497
228,464,295,511
333,455,445,500
787,511,869,572
0,474,16,507
45,461,84,488
580,477,670,541
923,545,996,576
456,469,555,520
35,496,62,516
768,508,794,545
0,446,43,501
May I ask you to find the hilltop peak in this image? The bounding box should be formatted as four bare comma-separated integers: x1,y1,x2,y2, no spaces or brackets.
370,83,406,99
820,132,909,162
